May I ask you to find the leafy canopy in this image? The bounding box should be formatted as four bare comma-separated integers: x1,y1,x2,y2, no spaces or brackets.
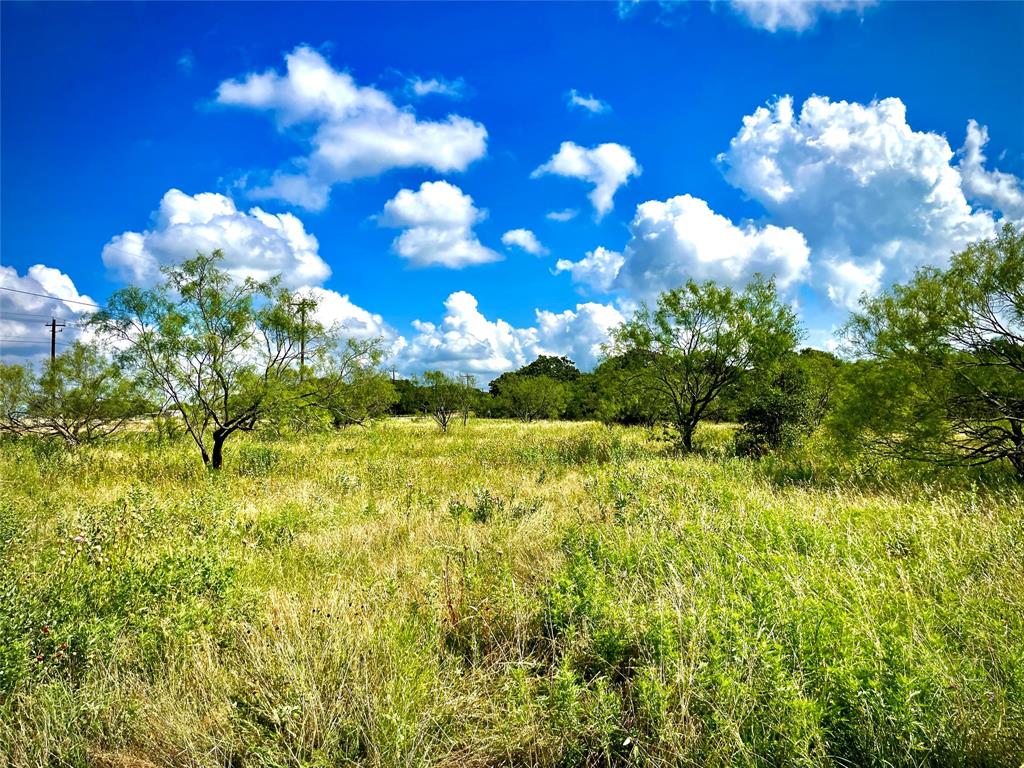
838,223,1024,476
611,276,800,449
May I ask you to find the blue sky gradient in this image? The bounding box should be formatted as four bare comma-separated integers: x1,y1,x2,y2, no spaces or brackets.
2,1,1022,376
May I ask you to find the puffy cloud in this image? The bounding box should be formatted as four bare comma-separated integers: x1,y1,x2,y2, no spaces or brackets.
615,195,810,297
555,195,809,299
822,258,884,311
102,189,331,288
958,120,1024,223
567,89,609,114
399,290,537,378
395,291,623,380
216,46,487,210
532,141,641,218
719,95,998,307
534,302,625,369
729,0,876,32
99,188,395,355
555,246,625,294
297,286,397,342
380,181,500,268
0,264,97,361
546,208,578,222
407,75,466,99
501,228,548,256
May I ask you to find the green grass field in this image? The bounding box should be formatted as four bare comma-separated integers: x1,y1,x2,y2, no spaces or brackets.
2,419,1022,766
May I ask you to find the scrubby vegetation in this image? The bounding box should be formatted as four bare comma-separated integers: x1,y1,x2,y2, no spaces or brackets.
2,228,1023,765
2,419,1022,766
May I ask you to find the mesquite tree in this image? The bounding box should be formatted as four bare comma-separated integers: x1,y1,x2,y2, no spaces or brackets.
422,371,461,432
91,250,324,469
838,224,1024,476
0,342,146,444
610,276,800,450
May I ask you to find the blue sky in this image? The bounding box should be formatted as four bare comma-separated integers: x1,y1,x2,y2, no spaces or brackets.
2,1,1022,377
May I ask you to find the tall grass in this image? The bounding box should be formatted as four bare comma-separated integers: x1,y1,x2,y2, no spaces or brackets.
1,419,1021,766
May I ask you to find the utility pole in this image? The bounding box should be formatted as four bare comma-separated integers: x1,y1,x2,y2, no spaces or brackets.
291,298,315,382
45,318,65,361
459,372,474,427
390,366,397,382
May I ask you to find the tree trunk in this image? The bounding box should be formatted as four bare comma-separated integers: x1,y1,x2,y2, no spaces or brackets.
211,429,227,470
681,422,694,452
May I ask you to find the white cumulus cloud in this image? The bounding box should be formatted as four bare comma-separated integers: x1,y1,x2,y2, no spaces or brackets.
380,181,501,268
296,286,397,343
216,46,487,210
502,229,548,256
729,0,876,32
555,246,625,294
822,258,885,311
99,189,394,354
534,302,625,369
958,119,1024,223
1,265,97,362
719,94,998,308
102,189,331,288
395,291,623,380
555,195,809,300
532,141,640,218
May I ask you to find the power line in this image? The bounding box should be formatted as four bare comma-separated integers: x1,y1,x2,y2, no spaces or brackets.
0,337,71,346
0,311,70,321
0,285,103,308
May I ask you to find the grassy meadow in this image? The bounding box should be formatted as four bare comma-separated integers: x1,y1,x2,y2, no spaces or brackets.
1,419,1022,766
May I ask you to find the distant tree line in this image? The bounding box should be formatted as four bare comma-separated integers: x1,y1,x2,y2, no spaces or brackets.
1,225,1021,477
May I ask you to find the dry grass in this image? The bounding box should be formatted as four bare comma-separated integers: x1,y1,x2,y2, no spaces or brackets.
1,418,1021,766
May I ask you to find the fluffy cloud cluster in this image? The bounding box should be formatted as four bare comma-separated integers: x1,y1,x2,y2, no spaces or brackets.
380,181,500,268
102,189,331,288
534,302,625,368
502,228,548,256
567,89,609,114
397,290,623,380
0,265,96,360
297,286,395,342
615,195,810,297
729,0,876,32
555,246,624,294
99,188,402,358
217,46,487,210
958,119,1024,223
719,95,1005,308
556,195,809,299
533,141,640,218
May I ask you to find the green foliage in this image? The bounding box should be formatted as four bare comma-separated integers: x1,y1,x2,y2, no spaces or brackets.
490,355,581,396
494,374,567,421
390,377,426,415
611,276,801,450
314,339,397,429
837,224,1024,476
733,350,844,457
91,250,344,469
0,485,241,697
422,370,462,432
0,342,148,444
1,421,1021,765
